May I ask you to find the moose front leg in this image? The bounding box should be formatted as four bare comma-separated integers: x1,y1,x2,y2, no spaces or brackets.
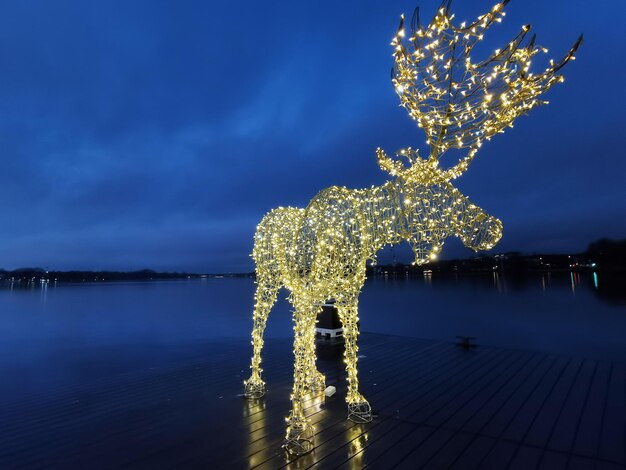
284,305,317,455
243,279,280,399
338,303,372,423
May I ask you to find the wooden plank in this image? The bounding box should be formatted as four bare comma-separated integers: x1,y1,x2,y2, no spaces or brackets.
547,360,597,453
141,336,439,468
1,334,624,470
0,343,280,438
354,350,517,468
361,425,435,469
1,354,244,438
328,418,413,469
0,339,297,469
250,342,456,468
508,445,542,470
449,435,497,470
498,356,572,442
426,350,530,429
316,348,488,469
1,365,229,468
224,339,445,467
392,428,458,469
495,358,584,469
397,349,517,425
524,358,585,448
419,431,475,469
337,421,418,469
119,339,352,469
479,355,560,438
572,361,611,458
316,348,497,469
244,336,418,432
404,352,533,468
599,364,626,464
592,461,626,470
279,344,462,468
536,450,568,470
0,341,248,409
479,440,518,469
444,354,550,467
459,352,546,435
567,455,598,470
389,350,527,468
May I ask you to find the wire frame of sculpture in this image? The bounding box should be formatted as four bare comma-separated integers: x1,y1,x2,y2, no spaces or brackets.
243,0,581,456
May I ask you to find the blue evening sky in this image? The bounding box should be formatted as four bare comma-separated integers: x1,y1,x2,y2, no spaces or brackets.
0,0,624,272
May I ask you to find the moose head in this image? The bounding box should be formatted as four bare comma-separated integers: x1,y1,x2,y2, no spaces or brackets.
372,0,581,264
376,145,503,265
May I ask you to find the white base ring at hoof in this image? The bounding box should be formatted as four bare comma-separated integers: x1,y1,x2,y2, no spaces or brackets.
348,401,373,423
243,379,266,399
284,422,315,456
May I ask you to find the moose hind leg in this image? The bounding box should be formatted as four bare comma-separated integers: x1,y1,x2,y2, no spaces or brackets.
307,358,326,392
243,279,279,399
338,304,372,423
305,304,325,392
284,304,317,455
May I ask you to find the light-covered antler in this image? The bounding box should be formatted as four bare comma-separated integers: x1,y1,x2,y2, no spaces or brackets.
387,0,582,179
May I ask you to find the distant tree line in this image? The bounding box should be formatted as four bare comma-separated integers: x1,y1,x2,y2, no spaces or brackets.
0,268,204,283
367,237,626,276
1,238,624,282
585,238,626,267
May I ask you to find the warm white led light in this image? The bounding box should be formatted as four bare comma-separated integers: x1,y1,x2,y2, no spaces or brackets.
243,1,580,456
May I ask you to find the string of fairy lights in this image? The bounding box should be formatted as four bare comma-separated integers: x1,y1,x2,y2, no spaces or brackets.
390,0,582,179
243,0,580,456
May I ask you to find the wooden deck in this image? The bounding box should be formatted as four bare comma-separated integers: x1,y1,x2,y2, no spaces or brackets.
0,333,624,469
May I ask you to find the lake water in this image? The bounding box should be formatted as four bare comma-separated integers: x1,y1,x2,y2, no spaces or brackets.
1,272,624,402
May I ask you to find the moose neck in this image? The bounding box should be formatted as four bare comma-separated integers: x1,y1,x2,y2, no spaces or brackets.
360,177,470,261
359,178,415,255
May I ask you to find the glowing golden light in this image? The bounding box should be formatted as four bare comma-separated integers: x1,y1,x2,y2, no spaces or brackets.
243,0,580,456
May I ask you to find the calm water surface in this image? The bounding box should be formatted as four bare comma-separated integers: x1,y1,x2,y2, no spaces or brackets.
1,272,624,402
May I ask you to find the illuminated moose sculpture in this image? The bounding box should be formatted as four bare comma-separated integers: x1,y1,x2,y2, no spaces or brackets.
243,0,581,455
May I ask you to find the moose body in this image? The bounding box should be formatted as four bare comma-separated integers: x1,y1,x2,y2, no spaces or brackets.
244,171,502,453
253,179,501,293
242,0,580,455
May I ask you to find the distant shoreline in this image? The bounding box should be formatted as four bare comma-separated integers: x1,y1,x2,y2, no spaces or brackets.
1,247,625,286
0,269,254,284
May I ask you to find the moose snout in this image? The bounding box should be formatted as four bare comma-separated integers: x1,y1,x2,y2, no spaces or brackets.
463,216,503,251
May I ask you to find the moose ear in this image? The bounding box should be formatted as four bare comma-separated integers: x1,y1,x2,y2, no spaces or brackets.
376,148,407,177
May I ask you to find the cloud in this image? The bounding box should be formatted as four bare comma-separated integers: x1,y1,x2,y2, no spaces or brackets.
0,0,624,271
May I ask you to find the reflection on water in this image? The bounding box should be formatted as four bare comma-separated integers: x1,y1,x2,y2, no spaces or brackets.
346,425,368,468
358,270,626,363
592,272,626,306
0,271,625,405
242,392,371,468
244,399,270,468
242,387,330,468
570,271,579,294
